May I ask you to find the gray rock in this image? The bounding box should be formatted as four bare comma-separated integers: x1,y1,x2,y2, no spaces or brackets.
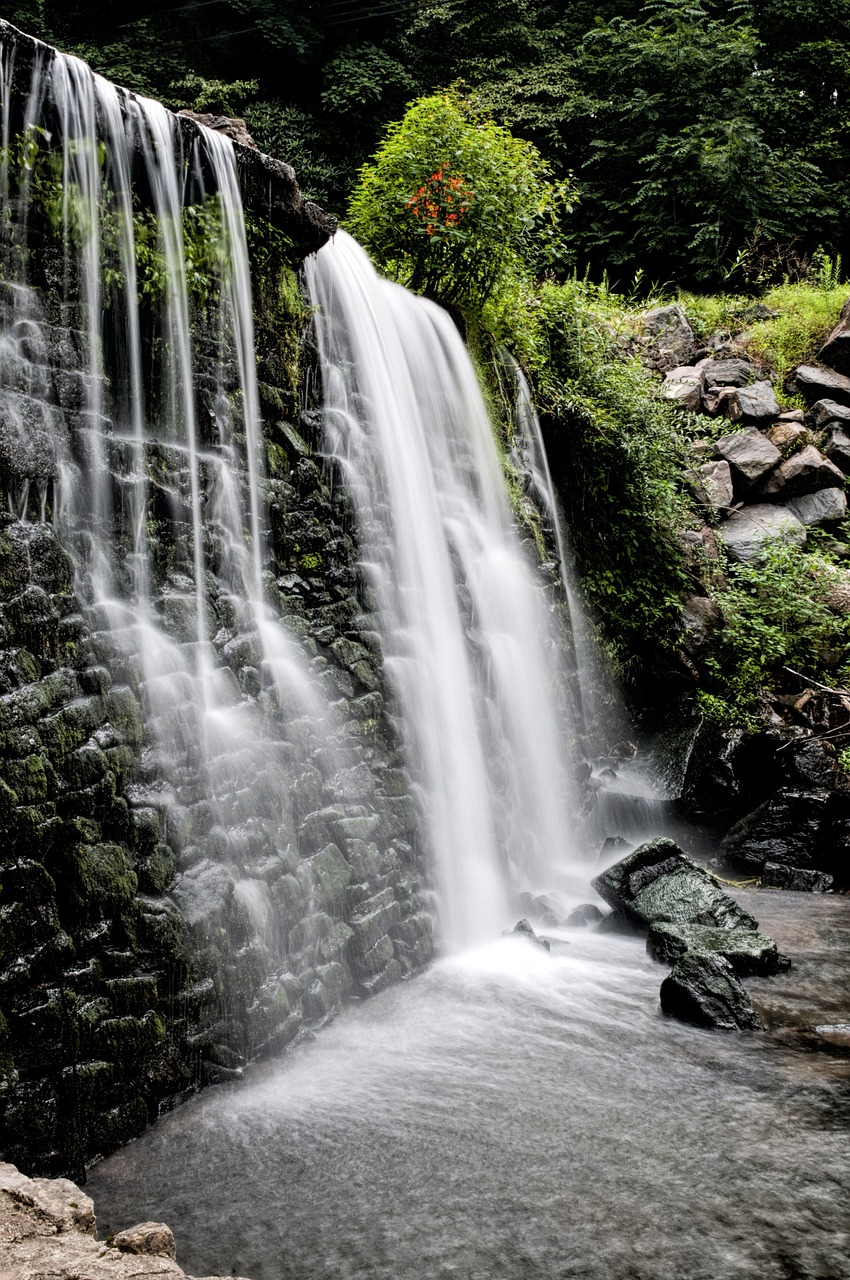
693,459,733,512
758,444,844,498
807,397,850,429
647,921,787,975
660,952,762,1031
642,305,695,362
717,503,806,562
503,918,550,950
714,427,781,484
680,595,722,655
823,426,850,474
661,366,702,411
786,486,847,526
792,364,850,408
108,1222,177,1260
564,902,604,927
734,380,781,422
591,837,759,933
702,357,760,389
761,862,834,892
816,296,850,375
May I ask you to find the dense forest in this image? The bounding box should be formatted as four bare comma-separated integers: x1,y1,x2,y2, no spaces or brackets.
4,0,850,289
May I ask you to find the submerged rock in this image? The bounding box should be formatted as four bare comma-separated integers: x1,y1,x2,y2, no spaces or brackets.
504,918,551,951
660,952,763,1031
647,921,788,975
761,862,834,893
565,903,605,927
591,837,759,933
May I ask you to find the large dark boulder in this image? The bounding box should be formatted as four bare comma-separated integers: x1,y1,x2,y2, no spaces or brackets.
816,297,850,375
792,364,850,408
647,921,788,975
592,838,759,932
660,952,763,1031
721,787,836,874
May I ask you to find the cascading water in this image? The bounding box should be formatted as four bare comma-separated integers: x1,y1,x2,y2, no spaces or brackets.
306,232,585,949
0,26,346,981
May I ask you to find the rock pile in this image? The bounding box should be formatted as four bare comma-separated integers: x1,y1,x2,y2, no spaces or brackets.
647,304,850,561
592,838,789,1031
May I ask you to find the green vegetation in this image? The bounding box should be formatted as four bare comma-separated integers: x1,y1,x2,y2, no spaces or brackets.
348,91,569,308
698,540,850,728
9,0,850,290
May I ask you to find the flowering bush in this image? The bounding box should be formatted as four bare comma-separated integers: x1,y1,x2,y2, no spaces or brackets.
347,90,571,309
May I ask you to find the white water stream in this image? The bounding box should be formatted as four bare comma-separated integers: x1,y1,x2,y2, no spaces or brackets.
306,233,583,949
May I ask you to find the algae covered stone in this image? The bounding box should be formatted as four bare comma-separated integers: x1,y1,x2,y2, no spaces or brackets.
660,952,763,1031
592,837,759,932
647,921,787,975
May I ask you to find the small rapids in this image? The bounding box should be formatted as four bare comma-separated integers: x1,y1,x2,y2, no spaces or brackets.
89,889,850,1280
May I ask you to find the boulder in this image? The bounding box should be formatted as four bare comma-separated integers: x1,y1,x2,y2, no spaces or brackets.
757,444,844,499
760,862,834,892
766,421,807,451
786,486,847,526
807,397,850,429
564,903,604,927
647,921,788,975
717,503,805,562
642,305,695,363
108,1223,177,1260
816,296,850,375
714,427,781,484
822,425,850,474
792,364,850,408
734,381,781,422
680,595,722,655
591,837,759,932
504,918,550,951
693,460,733,512
721,788,833,874
702,357,760,389
659,952,763,1031
660,366,702,411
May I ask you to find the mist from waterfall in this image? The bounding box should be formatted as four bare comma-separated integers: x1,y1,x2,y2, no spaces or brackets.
306,232,585,949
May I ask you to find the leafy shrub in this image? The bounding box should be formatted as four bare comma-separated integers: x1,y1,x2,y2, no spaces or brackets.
745,273,847,379
700,540,850,727
347,90,571,308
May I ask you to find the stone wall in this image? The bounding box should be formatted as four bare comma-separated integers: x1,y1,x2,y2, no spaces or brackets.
0,25,432,1179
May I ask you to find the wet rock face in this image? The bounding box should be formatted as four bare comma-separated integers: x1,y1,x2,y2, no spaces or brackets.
659,952,763,1031
592,837,759,932
647,921,788,976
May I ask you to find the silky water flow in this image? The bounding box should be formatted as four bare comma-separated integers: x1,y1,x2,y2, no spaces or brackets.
0,29,342,970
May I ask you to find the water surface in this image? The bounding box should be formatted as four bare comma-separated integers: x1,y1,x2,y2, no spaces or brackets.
90,890,850,1280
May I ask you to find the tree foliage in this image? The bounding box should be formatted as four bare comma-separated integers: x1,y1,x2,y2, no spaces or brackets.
347,91,569,307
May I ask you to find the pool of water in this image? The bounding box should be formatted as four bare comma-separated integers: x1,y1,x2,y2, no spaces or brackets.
89,890,850,1280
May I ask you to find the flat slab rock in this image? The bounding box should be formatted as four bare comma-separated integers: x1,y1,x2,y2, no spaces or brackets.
647,921,788,975
718,503,805,562
0,1161,251,1280
592,837,759,932
660,952,763,1031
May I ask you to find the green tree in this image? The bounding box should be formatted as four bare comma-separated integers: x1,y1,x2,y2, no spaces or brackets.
347,90,570,308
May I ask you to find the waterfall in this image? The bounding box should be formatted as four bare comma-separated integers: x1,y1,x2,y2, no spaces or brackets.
0,26,342,964
305,232,584,949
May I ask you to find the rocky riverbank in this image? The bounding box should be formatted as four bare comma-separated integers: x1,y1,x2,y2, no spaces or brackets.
0,1160,252,1280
